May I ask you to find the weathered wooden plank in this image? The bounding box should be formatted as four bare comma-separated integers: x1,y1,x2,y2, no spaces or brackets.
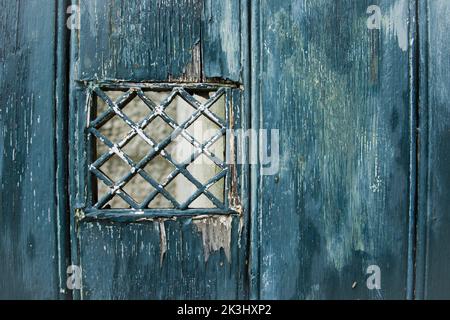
416,0,450,299
0,0,60,298
70,0,249,299
252,0,414,299
55,0,72,300
77,218,245,299
77,0,242,83
78,0,203,82
202,0,242,82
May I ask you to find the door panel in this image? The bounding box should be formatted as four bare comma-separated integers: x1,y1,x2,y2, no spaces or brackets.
0,0,61,298
77,0,242,83
69,0,249,299
416,0,450,299
4,0,450,300
252,0,414,299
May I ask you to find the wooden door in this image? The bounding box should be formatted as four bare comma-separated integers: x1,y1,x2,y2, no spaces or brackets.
251,0,413,299
2,0,450,300
68,0,249,299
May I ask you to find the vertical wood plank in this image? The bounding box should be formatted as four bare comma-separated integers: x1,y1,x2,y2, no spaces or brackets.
77,0,203,82
77,0,243,83
202,0,242,82
416,0,450,299
0,0,60,298
70,0,249,299
252,0,414,299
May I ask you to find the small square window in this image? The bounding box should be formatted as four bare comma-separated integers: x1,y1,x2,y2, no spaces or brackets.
84,84,237,218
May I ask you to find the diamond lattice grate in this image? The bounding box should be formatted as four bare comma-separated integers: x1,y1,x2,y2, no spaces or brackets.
87,86,229,211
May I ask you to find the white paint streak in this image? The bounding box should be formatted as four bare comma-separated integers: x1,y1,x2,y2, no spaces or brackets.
219,1,239,74
159,220,167,266
384,0,408,52
193,216,232,262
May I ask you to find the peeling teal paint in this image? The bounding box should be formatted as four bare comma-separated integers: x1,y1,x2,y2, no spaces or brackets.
2,0,450,300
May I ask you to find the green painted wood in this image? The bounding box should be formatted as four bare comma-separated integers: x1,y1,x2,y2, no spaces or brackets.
0,0,60,298
78,0,202,82
201,0,242,82
69,0,250,299
4,0,450,300
251,0,415,299
77,0,240,83
77,219,244,299
416,0,450,300
55,0,72,300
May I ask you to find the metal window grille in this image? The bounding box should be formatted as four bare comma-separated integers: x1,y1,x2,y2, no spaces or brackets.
84,84,236,218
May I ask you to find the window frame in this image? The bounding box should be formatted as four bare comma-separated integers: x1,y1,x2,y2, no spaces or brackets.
72,82,242,222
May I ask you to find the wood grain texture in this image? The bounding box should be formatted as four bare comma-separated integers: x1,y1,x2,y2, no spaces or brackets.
77,219,245,299
4,0,449,300
70,0,249,299
77,0,242,82
202,0,242,82
252,0,414,299
416,0,450,299
0,0,59,298
78,0,202,82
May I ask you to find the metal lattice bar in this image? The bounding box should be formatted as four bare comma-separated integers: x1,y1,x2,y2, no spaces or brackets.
137,89,226,168
94,88,224,207
88,85,231,211
89,127,181,209
90,88,183,170
138,128,226,209
180,170,228,209
90,89,137,129
96,90,218,181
